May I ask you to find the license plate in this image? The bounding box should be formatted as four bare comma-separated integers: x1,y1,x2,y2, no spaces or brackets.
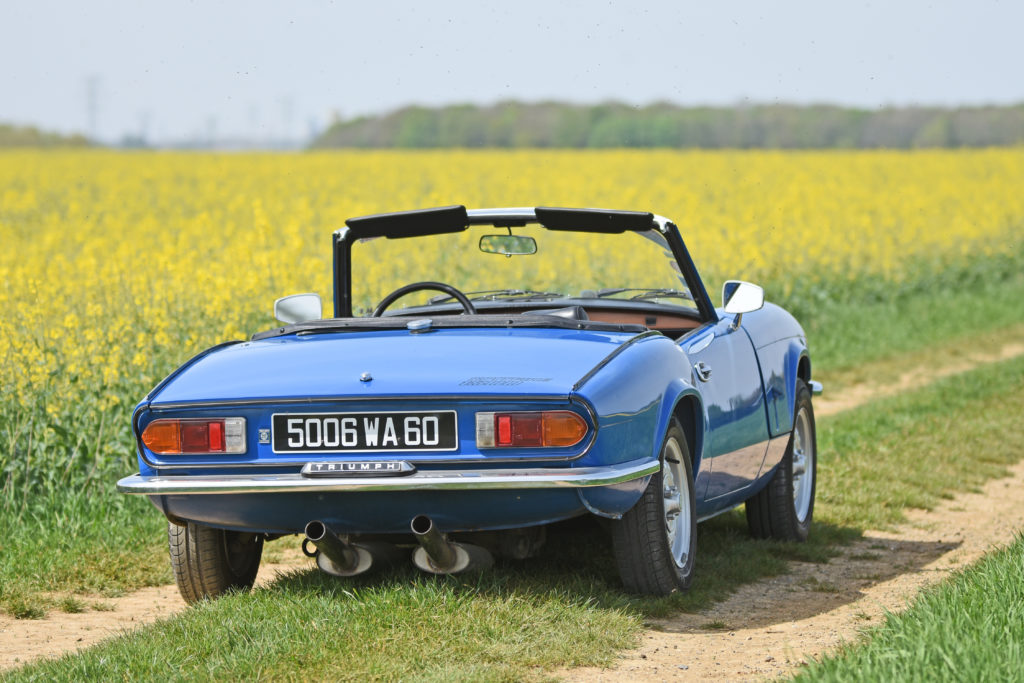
271,411,457,454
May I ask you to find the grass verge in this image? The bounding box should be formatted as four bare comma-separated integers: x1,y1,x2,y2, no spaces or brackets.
793,533,1024,682
0,492,170,619
804,269,1024,376
4,353,1024,680
815,351,1024,531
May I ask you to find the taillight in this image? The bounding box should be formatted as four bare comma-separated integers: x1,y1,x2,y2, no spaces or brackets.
475,411,588,448
142,418,246,455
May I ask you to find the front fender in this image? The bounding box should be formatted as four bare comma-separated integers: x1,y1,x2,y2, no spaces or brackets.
750,336,808,436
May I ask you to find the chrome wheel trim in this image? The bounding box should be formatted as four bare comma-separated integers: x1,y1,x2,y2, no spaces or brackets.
791,407,814,524
661,437,691,568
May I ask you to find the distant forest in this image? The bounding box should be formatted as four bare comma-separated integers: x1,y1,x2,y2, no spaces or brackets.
311,101,1024,149
0,124,90,148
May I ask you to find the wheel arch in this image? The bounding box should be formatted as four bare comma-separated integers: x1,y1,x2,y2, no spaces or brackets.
797,353,811,385
671,391,703,476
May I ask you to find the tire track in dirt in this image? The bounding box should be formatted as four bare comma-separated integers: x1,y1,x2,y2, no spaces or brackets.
559,458,1024,681
2,338,1023,674
813,339,1024,418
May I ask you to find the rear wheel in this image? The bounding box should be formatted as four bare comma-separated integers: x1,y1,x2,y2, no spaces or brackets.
168,521,263,604
745,379,816,541
611,419,696,595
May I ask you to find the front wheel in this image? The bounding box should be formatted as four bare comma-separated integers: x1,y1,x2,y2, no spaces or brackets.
168,521,263,604
610,419,696,595
745,379,817,541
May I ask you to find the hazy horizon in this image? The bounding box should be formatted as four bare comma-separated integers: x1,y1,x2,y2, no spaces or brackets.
4,0,1022,144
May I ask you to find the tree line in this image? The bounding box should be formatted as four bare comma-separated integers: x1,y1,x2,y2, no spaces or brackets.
311,101,1024,149
0,124,91,148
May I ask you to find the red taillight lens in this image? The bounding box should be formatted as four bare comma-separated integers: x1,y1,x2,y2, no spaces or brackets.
141,418,246,455
476,411,588,448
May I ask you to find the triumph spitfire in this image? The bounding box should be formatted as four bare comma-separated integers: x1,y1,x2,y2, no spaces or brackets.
118,205,821,602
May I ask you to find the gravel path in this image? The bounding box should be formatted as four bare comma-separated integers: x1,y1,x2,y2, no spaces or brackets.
558,458,1024,681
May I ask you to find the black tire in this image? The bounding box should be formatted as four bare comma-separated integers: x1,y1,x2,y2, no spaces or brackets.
611,419,697,595
745,379,817,542
168,521,263,604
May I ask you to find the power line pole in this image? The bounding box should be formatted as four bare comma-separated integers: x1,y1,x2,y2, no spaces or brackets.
86,76,99,140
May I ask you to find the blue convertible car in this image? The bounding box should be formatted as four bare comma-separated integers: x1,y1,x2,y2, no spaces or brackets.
118,206,820,602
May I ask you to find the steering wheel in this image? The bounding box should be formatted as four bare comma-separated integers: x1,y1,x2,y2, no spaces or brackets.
371,281,477,317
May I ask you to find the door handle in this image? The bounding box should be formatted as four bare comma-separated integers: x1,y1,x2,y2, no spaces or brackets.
694,361,712,382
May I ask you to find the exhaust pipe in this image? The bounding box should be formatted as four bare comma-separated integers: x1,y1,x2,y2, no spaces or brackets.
304,521,402,577
410,515,493,574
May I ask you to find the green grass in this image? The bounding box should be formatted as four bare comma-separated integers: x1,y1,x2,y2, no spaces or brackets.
798,264,1024,375
816,351,1024,531
0,518,842,682
793,533,1024,682
0,490,170,618
6,351,1024,680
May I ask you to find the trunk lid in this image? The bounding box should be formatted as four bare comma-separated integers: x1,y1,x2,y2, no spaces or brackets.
149,327,640,405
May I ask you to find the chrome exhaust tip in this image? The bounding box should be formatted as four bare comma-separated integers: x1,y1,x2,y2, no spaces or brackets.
304,520,377,577
410,514,493,574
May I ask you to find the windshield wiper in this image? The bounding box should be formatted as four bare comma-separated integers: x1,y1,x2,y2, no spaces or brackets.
428,289,565,304
594,287,694,302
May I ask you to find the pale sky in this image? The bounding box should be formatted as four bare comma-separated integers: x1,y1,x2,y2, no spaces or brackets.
3,0,1022,143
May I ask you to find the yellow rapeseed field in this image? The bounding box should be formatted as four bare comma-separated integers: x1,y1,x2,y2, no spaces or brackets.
1,149,1023,455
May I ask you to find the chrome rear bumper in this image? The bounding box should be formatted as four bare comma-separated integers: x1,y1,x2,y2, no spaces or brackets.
117,458,659,495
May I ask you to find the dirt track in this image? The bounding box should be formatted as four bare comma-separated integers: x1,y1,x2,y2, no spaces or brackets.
559,458,1024,681
2,338,1023,675
0,552,314,670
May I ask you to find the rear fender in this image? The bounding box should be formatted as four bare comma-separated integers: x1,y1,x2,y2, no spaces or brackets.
573,336,703,518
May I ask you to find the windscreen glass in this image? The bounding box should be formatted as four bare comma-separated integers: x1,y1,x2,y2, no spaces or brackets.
349,225,695,316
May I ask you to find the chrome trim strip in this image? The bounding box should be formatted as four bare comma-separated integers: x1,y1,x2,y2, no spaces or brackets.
808,380,823,395
117,458,660,495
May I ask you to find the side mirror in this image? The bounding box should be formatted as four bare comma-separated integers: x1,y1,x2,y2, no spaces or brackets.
722,280,764,329
274,293,322,324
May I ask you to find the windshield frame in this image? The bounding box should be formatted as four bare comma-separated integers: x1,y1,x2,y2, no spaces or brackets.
331,206,718,323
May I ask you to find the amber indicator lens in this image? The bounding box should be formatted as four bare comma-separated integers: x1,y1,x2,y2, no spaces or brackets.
542,411,589,446
142,418,246,455
141,420,181,454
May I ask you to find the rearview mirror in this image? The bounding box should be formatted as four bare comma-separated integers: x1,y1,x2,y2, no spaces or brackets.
722,280,764,329
274,293,322,324
479,234,537,256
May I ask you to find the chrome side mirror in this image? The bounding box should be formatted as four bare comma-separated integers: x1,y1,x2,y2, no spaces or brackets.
274,293,322,324
722,280,764,329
